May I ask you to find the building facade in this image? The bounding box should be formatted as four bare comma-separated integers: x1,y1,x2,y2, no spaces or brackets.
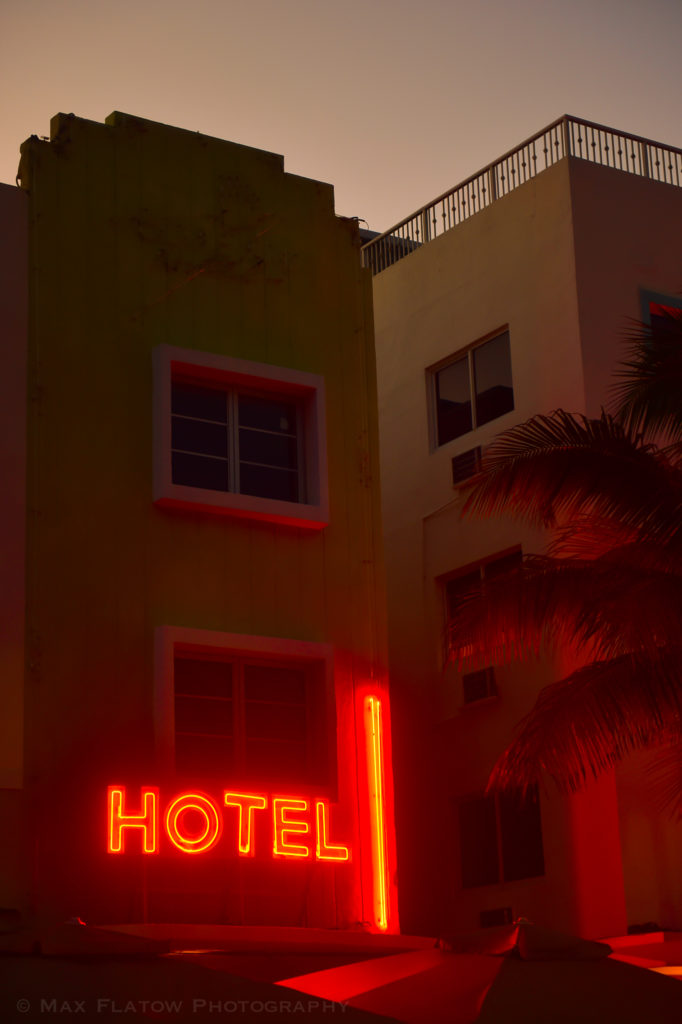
0,112,397,935
365,116,682,938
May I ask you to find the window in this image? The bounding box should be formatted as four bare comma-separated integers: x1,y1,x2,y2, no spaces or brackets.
154,345,328,528
174,654,326,786
431,330,514,447
444,549,521,700
171,382,301,503
154,627,336,790
649,300,682,342
459,788,545,888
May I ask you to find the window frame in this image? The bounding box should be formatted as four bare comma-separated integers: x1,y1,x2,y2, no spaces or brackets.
458,787,545,889
154,345,329,529
442,547,522,687
427,328,514,450
639,289,682,325
155,626,338,796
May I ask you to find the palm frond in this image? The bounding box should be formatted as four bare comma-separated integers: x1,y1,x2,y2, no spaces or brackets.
613,309,682,441
461,411,682,544
447,554,682,669
488,648,682,795
644,737,682,818
546,514,640,560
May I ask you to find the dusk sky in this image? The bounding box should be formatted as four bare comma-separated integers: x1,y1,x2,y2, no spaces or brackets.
3,0,682,232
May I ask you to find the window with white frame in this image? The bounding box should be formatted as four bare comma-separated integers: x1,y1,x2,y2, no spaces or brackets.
174,652,328,786
171,381,302,503
444,549,521,702
431,330,514,447
459,787,545,888
154,345,328,528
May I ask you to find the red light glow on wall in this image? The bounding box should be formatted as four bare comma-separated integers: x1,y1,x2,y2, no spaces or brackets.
106,693,397,931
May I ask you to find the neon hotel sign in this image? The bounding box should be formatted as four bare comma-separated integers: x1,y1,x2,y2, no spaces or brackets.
107,695,390,929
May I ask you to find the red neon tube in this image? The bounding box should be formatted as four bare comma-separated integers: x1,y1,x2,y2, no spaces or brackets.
365,695,389,930
223,792,268,856
107,786,158,854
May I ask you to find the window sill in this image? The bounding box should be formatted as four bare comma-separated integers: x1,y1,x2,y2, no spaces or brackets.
155,486,328,530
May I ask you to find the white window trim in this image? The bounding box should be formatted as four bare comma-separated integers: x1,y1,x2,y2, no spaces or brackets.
153,345,329,529
427,327,512,451
154,626,337,790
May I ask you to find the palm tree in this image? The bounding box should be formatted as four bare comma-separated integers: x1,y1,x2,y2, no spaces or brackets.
447,306,682,802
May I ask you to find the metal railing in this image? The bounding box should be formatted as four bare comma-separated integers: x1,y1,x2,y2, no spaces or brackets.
361,115,682,275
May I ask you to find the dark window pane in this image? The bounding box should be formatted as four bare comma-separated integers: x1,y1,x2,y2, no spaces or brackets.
459,795,499,888
175,695,232,736
239,428,298,470
244,738,308,782
245,702,307,743
175,659,233,699
499,788,545,882
436,357,472,445
462,668,497,704
172,452,229,491
649,305,682,354
239,463,299,502
243,665,307,704
473,333,514,426
172,416,228,458
445,570,481,621
238,395,298,435
175,733,234,777
172,381,227,423
480,907,513,928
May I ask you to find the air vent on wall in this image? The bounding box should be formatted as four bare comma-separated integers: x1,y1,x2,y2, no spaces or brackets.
462,667,497,704
451,446,483,487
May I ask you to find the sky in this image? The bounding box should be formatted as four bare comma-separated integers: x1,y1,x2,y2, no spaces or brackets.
2,0,682,232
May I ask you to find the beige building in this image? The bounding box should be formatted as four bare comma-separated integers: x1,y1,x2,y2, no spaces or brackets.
365,116,682,938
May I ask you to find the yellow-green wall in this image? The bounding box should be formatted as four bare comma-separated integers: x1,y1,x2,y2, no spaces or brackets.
19,112,388,927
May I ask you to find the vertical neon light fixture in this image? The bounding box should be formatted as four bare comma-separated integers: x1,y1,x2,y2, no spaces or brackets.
365,695,389,931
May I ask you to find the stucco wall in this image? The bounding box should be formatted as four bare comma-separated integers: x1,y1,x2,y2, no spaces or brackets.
569,157,682,417
371,157,638,937
0,183,27,792
0,183,28,918
19,113,392,928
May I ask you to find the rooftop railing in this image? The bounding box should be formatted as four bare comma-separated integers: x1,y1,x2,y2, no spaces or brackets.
361,115,682,276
